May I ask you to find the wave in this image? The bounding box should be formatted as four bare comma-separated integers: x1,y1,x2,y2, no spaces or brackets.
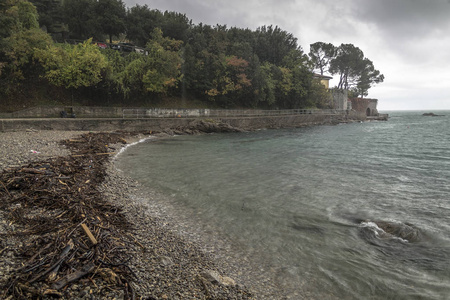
359,220,420,243
113,136,155,160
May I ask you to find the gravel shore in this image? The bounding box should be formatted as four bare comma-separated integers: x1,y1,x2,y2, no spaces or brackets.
0,130,289,299
0,130,88,171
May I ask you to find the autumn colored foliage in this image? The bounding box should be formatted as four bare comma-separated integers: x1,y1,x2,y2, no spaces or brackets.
0,0,333,110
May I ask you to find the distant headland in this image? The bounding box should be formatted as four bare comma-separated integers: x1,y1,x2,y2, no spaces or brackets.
422,112,445,117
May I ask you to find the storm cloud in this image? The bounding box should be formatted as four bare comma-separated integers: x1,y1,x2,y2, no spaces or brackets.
123,0,450,110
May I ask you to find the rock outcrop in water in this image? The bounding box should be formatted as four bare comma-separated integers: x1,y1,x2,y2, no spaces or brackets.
362,220,421,243
422,112,444,117
174,119,245,134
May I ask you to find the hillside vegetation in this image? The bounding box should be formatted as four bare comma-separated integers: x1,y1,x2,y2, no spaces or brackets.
0,0,383,112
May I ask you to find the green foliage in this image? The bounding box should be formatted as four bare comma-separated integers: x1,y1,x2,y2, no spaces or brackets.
125,5,164,47
308,80,332,109
0,0,39,39
253,62,276,106
309,42,336,75
3,27,53,80
16,0,39,30
255,25,300,66
161,11,190,42
29,0,66,37
2,0,385,110
329,43,384,97
35,39,108,89
329,43,364,90
354,58,385,98
95,0,126,43
62,0,100,40
116,28,182,97
0,0,52,95
206,56,251,102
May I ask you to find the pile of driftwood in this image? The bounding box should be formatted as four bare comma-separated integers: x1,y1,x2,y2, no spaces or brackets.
0,132,140,299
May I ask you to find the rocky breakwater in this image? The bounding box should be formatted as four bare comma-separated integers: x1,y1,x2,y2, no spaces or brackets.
173,119,245,135
0,130,253,299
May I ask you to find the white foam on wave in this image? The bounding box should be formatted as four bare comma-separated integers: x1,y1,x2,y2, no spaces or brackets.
360,221,384,237
360,221,409,243
113,136,155,160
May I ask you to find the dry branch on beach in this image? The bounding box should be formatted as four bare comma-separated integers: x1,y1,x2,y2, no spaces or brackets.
0,132,137,299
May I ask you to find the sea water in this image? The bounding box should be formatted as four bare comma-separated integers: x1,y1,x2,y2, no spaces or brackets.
116,111,450,299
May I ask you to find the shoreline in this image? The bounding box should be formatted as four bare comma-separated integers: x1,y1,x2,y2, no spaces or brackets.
0,129,286,299
108,135,290,299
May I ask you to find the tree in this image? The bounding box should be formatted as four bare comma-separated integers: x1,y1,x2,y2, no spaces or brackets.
226,27,255,61
29,0,67,39
1,0,52,84
62,0,100,40
95,0,126,43
3,28,53,80
255,25,299,66
308,80,332,108
180,23,228,101
1,0,39,39
205,55,252,106
309,42,336,75
161,11,191,42
353,58,384,98
125,5,164,47
329,44,364,90
117,28,183,97
35,39,108,96
329,44,384,97
250,60,276,107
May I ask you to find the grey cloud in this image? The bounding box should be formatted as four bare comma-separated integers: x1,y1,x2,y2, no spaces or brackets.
354,0,450,38
123,0,450,109
127,0,303,29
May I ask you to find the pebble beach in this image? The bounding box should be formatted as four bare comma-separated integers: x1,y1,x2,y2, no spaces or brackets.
0,130,287,299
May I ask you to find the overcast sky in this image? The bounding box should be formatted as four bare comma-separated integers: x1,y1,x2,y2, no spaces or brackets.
124,0,450,111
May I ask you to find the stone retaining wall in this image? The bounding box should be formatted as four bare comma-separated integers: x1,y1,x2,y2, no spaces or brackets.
0,112,367,132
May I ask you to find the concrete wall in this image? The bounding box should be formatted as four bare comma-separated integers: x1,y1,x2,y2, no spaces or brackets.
349,98,379,116
2,106,124,118
122,108,211,118
332,89,348,110
1,106,361,119
0,112,367,132
367,99,378,116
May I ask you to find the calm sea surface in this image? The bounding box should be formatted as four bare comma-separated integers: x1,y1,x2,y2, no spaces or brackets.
116,111,450,299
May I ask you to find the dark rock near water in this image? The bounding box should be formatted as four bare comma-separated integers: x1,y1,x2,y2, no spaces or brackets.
180,119,244,134
423,112,444,117
364,220,421,243
375,221,421,242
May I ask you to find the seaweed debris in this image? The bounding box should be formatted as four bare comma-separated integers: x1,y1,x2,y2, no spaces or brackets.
0,132,138,299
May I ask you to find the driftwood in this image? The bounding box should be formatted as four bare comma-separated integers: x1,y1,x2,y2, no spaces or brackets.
0,132,138,299
51,262,96,290
48,240,75,281
81,223,98,245
20,168,47,175
0,180,11,198
30,240,74,283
